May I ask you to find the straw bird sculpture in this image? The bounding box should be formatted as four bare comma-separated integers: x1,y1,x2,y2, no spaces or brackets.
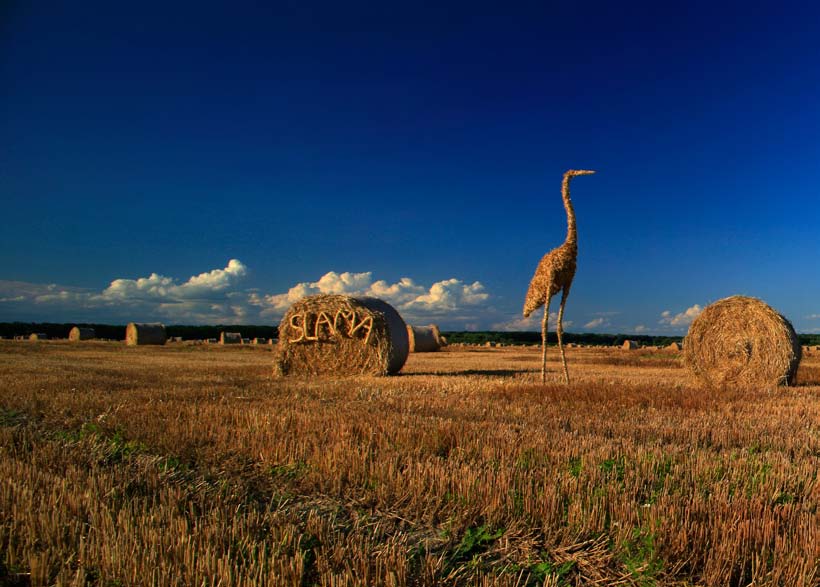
523,169,596,384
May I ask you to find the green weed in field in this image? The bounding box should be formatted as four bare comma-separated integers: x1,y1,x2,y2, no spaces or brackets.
451,524,503,565
618,526,663,586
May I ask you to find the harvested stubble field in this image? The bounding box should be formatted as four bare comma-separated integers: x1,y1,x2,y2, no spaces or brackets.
1,342,820,586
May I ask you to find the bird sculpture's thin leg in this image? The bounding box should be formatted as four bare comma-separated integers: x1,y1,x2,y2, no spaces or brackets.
556,287,570,385
540,278,553,384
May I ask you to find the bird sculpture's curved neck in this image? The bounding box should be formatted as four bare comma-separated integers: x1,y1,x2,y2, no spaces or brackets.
562,174,577,247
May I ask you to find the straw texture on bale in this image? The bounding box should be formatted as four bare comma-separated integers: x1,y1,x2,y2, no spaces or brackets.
683,295,801,389
407,324,444,352
69,327,95,341
220,332,243,345
125,323,167,346
275,294,409,376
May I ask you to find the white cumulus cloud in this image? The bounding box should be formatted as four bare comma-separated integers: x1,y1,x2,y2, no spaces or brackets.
256,271,490,327
492,312,572,332
659,304,703,327
258,271,381,314
404,279,488,313
99,259,247,302
584,317,607,329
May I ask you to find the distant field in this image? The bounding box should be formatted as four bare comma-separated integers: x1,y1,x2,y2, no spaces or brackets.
1,341,819,586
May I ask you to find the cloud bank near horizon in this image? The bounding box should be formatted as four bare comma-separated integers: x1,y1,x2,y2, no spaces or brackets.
0,260,726,333
254,271,488,319
0,260,497,328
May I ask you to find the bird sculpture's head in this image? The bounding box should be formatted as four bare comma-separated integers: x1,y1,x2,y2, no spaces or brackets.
565,169,596,178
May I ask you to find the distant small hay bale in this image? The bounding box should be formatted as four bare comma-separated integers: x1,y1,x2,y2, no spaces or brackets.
275,294,409,376
407,324,444,352
622,340,640,350
220,332,243,345
667,341,682,351
125,323,167,346
29,333,48,341
69,327,95,341
683,295,801,389
252,337,268,345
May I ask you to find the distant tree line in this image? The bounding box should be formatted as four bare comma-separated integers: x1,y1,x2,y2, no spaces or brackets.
444,330,820,347
0,323,279,341
3,323,820,347
441,331,684,347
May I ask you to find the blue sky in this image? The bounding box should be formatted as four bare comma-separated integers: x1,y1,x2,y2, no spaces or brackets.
2,1,820,333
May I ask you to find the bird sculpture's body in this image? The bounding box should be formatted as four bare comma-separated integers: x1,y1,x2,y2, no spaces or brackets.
524,169,595,384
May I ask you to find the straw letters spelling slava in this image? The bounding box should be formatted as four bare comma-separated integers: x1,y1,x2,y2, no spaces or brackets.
276,294,409,376
287,309,374,344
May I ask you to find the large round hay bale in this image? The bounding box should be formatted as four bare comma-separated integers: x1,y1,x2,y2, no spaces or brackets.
683,296,801,389
125,322,167,346
275,294,409,376
69,326,95,341
220,331,243,345
407,324,444,352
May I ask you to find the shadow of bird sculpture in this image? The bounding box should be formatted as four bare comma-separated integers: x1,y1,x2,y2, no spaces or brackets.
523,169,596,384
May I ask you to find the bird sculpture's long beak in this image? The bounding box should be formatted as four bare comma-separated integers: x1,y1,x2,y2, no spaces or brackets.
570,169,596,176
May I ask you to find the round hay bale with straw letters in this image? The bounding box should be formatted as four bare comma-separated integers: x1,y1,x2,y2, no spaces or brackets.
683,296,800,389
275,294,409,376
